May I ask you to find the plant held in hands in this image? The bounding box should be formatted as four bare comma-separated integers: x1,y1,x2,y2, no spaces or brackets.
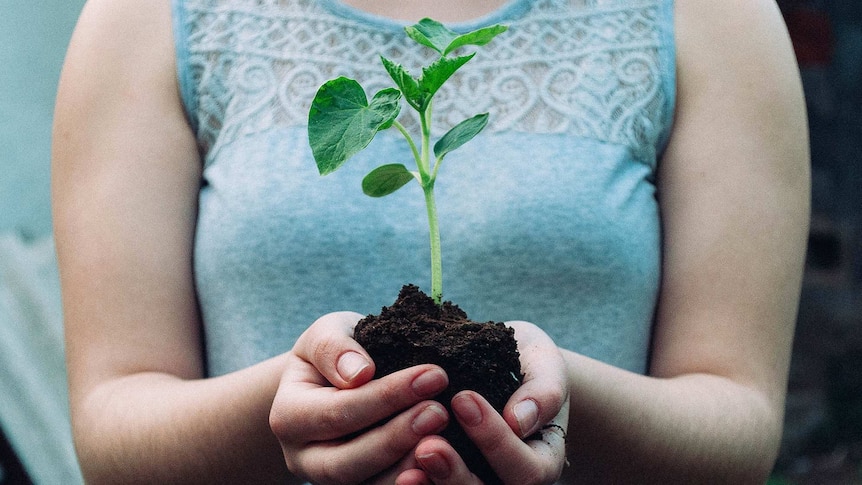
308,19,521,484
309,18,506,305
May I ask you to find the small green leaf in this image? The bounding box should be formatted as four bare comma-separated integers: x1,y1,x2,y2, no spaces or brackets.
419,54,474,103
381,56,425,111
362,164,417,197
405,18,507,56
434,113,489,159
442,25,508,56
405,18,459,54
308,78,402,175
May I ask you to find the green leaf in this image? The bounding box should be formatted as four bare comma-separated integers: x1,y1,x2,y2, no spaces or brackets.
381,56,425,111
362,164,418,197
405,18,508,56
442,25,508,56
405,18,459,54
434,113,489,159
419,54,474,103
308,77,402,175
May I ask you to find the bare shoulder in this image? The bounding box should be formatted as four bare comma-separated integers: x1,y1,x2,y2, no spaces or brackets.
66,0,175,64
673,0,806,127
54,0,188,161
53,0,193,186
53,0,197,232
675,0,795,61
667,0,808,184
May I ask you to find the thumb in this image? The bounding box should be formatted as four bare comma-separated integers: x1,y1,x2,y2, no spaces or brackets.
293,311,376,389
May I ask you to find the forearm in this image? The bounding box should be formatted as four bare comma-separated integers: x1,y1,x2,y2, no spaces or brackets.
559,350,782,484
71,354,297,484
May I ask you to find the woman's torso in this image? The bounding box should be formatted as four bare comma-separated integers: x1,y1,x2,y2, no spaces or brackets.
172,0,676,377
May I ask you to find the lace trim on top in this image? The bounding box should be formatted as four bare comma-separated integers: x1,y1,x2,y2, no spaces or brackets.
176,0,674,166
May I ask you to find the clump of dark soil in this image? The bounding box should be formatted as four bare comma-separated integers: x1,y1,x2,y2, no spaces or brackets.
353,284,523,485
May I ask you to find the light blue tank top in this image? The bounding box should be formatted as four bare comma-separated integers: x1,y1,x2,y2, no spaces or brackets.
173,0,676,377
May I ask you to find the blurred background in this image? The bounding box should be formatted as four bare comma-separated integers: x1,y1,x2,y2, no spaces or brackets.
0,0,859,483
775,1,862,483
1,1,86,483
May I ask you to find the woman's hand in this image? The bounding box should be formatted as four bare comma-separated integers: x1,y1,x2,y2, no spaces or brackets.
396,321,571,485
269,311,453,484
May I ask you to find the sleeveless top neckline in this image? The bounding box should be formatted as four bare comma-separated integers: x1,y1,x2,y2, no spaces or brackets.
318,0,532,31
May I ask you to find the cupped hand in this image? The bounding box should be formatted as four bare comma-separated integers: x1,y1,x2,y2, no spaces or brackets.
396,320,570,485
269,311,452,485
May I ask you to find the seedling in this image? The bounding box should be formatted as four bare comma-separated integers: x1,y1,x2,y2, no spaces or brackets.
308,18,507,305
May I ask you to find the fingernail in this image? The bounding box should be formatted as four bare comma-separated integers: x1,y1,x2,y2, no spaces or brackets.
452,393,483,427
417,452,451,479
411,368,448,398
514,399,539,437
412,404,447,435
336,351,370,382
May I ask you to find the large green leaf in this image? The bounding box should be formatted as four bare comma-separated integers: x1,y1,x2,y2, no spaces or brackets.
434,113,489,159
405,18,508,56
308,77,402,175
362,164,418,197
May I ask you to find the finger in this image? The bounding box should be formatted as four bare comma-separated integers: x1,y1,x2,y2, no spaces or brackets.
503,321,569,438
395,469,433,485
271,363,449,442
293,311,375,389
522,399,571,481
410,436,482,485
452,391,567,485
375,442,425,485
289,401,449,484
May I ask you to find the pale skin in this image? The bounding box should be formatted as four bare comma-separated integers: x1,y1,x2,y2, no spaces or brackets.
52,0,809,483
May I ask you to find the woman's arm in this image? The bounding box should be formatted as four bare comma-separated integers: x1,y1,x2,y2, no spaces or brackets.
392,2,809,483
54,2,456,482
52,0,293,481
559,0,810,482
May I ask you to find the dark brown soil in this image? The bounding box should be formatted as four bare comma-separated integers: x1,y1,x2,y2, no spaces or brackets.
353,284,523,485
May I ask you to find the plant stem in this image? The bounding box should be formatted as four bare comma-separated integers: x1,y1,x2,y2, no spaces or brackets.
418,101,442,304
393,120,421,166
420,105,433,176
423,184,443,304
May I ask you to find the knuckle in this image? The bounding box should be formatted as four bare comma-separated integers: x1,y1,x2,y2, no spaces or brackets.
268,400,295,441
268,408,286,439
311,335,342,368
296,312,350,356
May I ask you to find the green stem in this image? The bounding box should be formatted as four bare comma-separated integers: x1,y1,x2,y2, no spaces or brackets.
392,120,421,168
432,154,443,182
418,101,442,304
420,105,433,177
423,184,443,304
